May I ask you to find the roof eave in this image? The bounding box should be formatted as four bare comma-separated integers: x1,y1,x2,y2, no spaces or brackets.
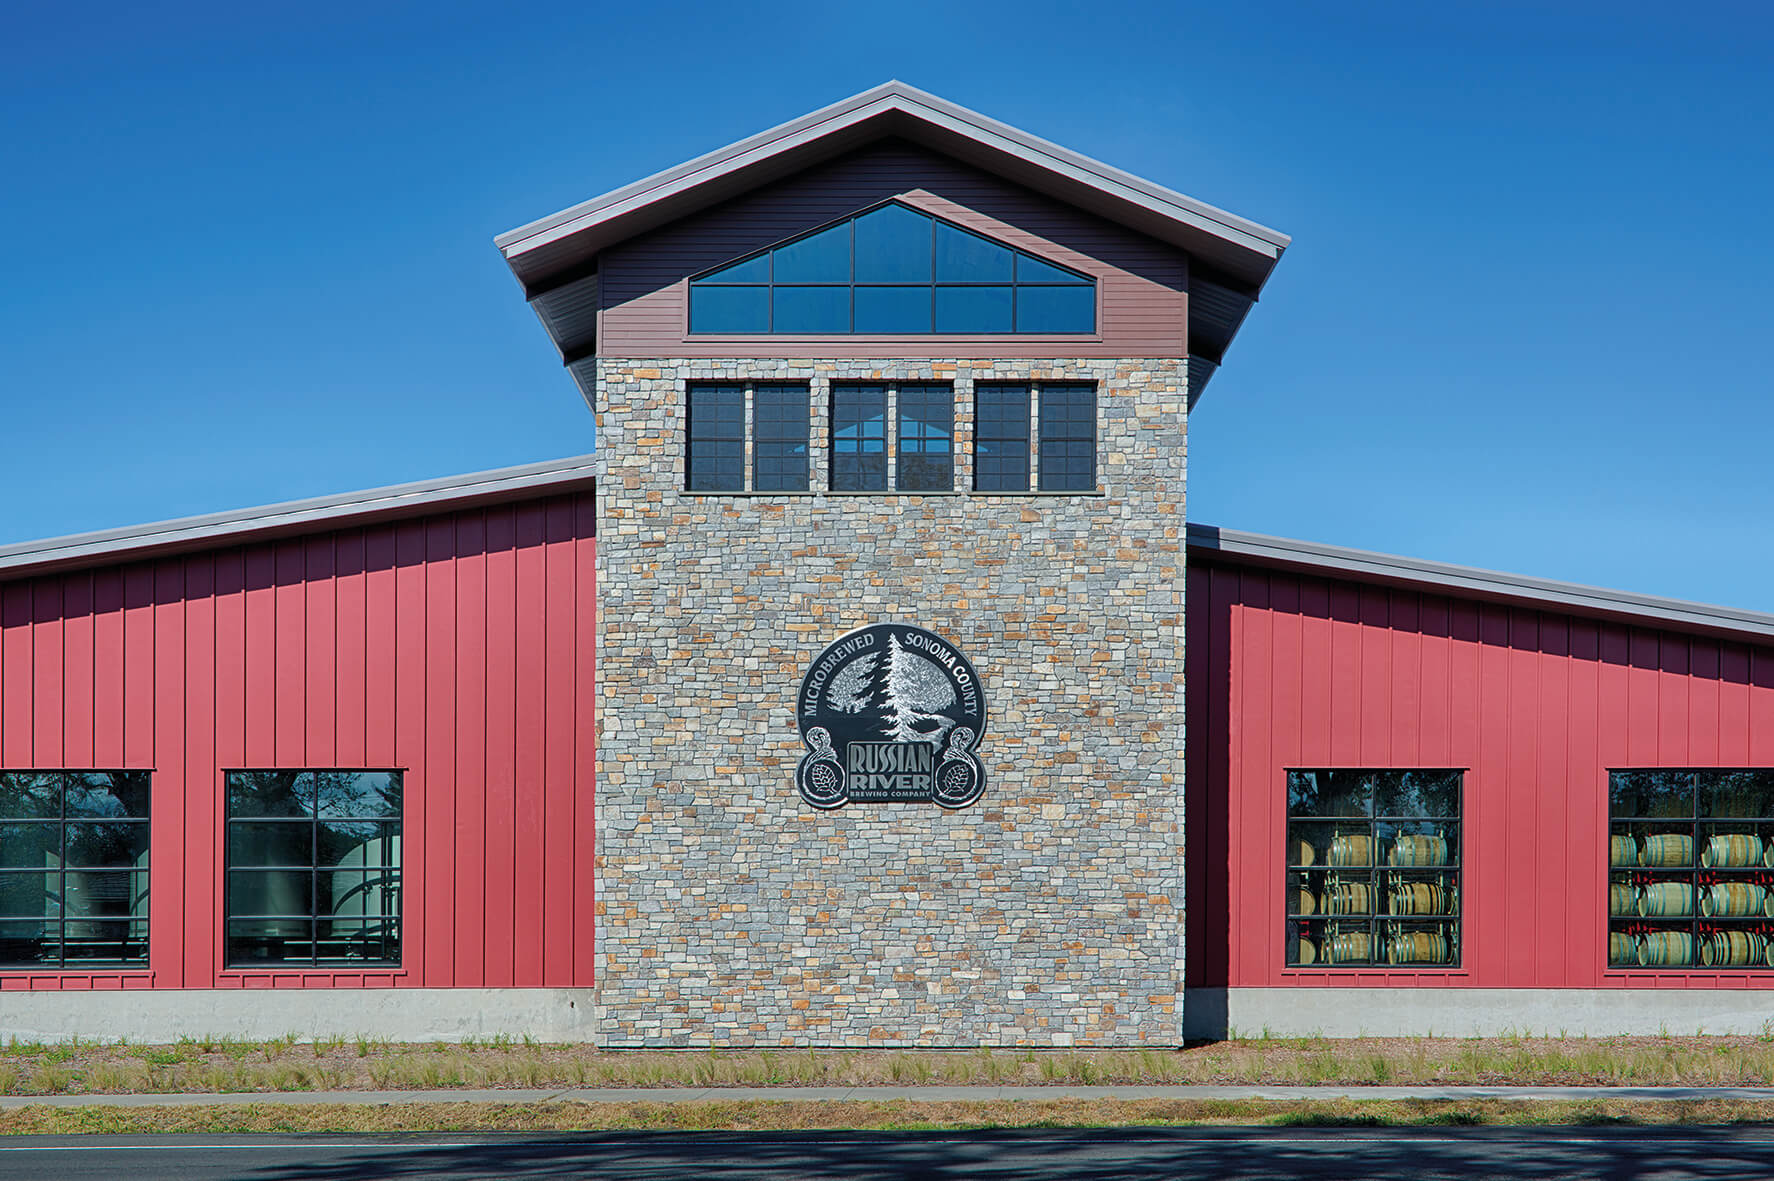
1188,523,1774,647
496,82,1289,295
0,456,598,584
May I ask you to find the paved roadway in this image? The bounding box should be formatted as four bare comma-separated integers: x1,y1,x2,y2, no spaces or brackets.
5,1128,1774,1180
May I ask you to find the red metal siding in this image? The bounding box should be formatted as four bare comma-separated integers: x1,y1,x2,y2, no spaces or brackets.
600,140,1189,359
1187,557,1774,991
0,492,596,991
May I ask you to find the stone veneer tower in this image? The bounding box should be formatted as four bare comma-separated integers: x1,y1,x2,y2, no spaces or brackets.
497,84,1288,1046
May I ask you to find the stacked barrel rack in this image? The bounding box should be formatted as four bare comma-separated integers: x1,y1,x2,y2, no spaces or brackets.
1610,774,1774,968
1284,771,1463,968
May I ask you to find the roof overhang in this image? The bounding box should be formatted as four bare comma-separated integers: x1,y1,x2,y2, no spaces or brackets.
496,82,1289,378
0,456,597,584
1189,524,1774,648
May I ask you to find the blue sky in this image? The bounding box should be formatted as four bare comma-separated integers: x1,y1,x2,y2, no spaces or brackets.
4,1,1771,606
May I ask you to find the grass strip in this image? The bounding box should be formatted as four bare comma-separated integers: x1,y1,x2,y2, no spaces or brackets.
12,1034,1774,1095
7,1098,1774,1135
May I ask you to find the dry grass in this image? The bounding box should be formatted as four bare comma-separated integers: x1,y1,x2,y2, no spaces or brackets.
7,1033,1774,1096
6,1096,1774,1135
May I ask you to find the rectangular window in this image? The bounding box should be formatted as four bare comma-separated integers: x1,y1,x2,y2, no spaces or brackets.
0,771,150,968
1037,383,1096,492
225,770,401,968
753,384,810,492
974,384,1031,492
831,383,888,492
895,383,954,492
1285,770,1463,967
686,383,745,492
1608,770,1774,969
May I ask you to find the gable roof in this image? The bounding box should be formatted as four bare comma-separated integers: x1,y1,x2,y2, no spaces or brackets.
496,82,1289,397
0,456,596,584
1188,523,1774,647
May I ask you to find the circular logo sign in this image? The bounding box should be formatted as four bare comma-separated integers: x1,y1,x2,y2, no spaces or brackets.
796,624,986,809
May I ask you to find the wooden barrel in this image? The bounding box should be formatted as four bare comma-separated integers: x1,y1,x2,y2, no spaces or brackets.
1701,833,1764,868
1327,835,1374,867
1610,834,1639,867
1701,882,1768,917
1290,838,1317,867
1324,931,1372,963
1638,930,1693,966
1702,930,1770,967
1389,834,1448,867
1325,880,1376,915
1638,882,1694,916
1609,931,1640,965
1389,881,1454,916
1640,833,1693,867
1295,887,1317,916
1296,936,1318,965
1609,882,1639,917
1386,930,1449,965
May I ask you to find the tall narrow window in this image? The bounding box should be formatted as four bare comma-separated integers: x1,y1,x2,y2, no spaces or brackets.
226,770,402,967
1285,770,1463,967
1608,770,1774,970
1037,384,1096,492
895,384,954,492
753,384,810,492
686,384,745,492
831,384,888,491
0,772,150,968
974,385,1031,492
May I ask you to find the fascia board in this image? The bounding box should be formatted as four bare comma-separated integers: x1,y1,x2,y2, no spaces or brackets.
495,82,1289,267
0,456,598,582
1189,523,1774,645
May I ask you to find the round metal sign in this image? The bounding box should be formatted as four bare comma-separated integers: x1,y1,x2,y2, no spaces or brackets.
795,624,986,809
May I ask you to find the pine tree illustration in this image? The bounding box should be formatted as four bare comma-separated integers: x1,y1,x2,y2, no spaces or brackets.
880,635,959,744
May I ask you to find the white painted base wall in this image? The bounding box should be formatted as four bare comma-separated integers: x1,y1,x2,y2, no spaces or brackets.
1186,988,1774,1039
0,989,599,1044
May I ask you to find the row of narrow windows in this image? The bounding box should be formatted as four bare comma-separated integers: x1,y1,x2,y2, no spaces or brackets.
686,380,1096,495
0,770,400,970
1287,768,1774,970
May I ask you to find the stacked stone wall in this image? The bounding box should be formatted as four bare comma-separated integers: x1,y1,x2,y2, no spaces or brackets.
595,357,1186,1046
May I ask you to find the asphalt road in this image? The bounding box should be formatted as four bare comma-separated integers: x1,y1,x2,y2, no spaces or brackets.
5,1128,1774,1180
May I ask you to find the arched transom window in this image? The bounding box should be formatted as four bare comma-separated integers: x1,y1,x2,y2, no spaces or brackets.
688,202,1096,335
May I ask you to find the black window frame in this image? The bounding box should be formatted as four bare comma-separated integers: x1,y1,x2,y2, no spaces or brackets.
1607,769,1774,971
687,200,1096,336
685,381,813,494
830,383,889,492
0,770,151,970
1037,383,1097,492
685,382,746,492
973,384,1032,492
752,383,812,493
223,769,403,969
895,383,955,493
1284,769,1464,969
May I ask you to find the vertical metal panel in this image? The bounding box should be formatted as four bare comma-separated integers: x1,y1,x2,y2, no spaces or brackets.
453,513,488,986
541,499,578,986
1190,556,1774,991
483,508,520,989
513,508,548,986
0,493,596,992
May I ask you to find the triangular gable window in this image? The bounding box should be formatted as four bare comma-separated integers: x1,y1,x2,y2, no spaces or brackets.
689,202,1095,334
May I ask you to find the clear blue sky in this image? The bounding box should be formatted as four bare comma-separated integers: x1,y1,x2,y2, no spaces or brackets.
4,1,1771,607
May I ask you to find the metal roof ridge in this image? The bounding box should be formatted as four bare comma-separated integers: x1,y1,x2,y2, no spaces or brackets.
493,81,1290,260
0,454,597,578
1188,522,1774,641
